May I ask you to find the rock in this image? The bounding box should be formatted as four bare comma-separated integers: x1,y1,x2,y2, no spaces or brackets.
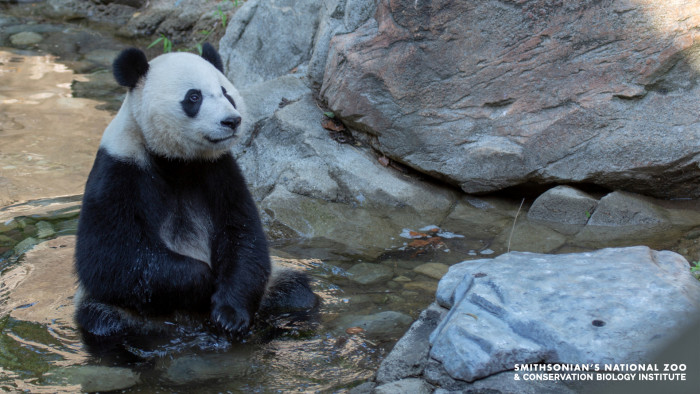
402,281,437,293
493,221,568,253
424,360,579,394
587,191,668,226
235,90,456,251
347,262,393,285
35,221,55,239
320,0,700,198
333,311,413,338
430,246,700,382
9,32,43,46
219,0,322,89
413,263,449,280
528,186,598,225
374,378,433,394
376,303,447,384
44,365,139,392
165,353,250,385
348,381,376,394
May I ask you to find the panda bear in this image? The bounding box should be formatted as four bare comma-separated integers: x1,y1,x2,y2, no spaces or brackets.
74,43,316,341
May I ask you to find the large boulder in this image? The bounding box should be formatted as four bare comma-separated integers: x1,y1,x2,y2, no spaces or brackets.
430,246,700,382
320,0,700,198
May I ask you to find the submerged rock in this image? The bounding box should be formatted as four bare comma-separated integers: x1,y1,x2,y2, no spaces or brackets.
430,246,700,382
347,262,393,285
44,365,139,392
9,31,43,46
333,311,413,339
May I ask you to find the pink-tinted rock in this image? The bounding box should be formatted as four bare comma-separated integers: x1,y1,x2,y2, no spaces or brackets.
321,0,700,198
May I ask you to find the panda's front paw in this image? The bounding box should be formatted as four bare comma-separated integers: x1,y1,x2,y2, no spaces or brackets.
211,304,251,337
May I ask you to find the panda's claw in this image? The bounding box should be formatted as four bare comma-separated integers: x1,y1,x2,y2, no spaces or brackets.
211,304,251,338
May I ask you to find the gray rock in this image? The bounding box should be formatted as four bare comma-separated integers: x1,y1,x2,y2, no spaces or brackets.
333,311,413,338
44,365,140,392
425,359,579,394
587,191,669,226
35,221,55,239
320,0,700,198
220,0,322,89
374,378,433,394
430,246,700,382
347,262,393,285
9,32,43,46
528,186,598,225
494,221,568,254
348,381,376,394
413,263,450,280
376,303,447,384
165,353,250,385
234,90,456,252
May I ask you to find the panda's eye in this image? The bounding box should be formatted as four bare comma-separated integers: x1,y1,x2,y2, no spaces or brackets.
188,91,201,103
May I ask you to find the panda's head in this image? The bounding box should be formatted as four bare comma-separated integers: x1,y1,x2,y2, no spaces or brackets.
112,43,245,160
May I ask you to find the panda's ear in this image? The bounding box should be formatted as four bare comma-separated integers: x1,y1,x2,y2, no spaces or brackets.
113,48,149,89
201,42,224,73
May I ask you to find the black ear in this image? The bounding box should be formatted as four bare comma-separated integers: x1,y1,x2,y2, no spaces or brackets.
201,42,224,73
113,48,149,89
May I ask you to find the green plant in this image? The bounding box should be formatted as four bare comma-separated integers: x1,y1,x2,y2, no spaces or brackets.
691,261,700,273
147,34,173,53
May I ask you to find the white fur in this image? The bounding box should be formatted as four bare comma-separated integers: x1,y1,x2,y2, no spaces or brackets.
101,52,247,164
159,205,213,267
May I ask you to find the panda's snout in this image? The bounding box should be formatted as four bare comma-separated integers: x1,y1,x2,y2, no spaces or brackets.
221,116,241,131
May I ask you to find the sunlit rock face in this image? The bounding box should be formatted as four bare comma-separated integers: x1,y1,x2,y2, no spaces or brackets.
321,0,700,198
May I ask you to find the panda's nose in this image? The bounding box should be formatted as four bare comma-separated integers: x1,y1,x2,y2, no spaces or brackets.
221,116,241,130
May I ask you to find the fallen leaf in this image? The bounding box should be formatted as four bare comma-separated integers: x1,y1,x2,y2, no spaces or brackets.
322,118,345,132
409,231,428,238
345,327,364,335
409,239,431,248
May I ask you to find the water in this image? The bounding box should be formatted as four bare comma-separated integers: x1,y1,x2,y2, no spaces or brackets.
1,12,700,393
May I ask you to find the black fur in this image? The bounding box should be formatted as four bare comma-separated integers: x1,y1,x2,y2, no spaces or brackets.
113,48,149,89
201,42,224,73
180,89,203,118
75,149,312,339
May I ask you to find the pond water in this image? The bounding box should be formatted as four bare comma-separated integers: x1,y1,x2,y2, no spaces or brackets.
1,9,700,394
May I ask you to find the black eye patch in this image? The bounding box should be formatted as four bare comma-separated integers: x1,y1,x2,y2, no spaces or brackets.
222,87,236,109
181,89,203,118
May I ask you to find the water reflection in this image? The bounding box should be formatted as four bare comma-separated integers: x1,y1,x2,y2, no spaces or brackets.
0,49,110,206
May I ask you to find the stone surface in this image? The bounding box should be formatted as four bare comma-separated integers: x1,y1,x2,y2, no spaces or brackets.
234,90,456,251
587,191,669,226
375,303,447,384
320,0,700,198
430,246,700,382
347,262,393,285
374,378,433,394
528,186,598,225
45,365,140,392
219,0,321,89
413,263,450,280
9,31,43,46
332,311,413,338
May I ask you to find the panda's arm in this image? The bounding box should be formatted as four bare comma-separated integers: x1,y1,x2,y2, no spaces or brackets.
209,211,271,335
206,158,272,335
76,150,213,314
